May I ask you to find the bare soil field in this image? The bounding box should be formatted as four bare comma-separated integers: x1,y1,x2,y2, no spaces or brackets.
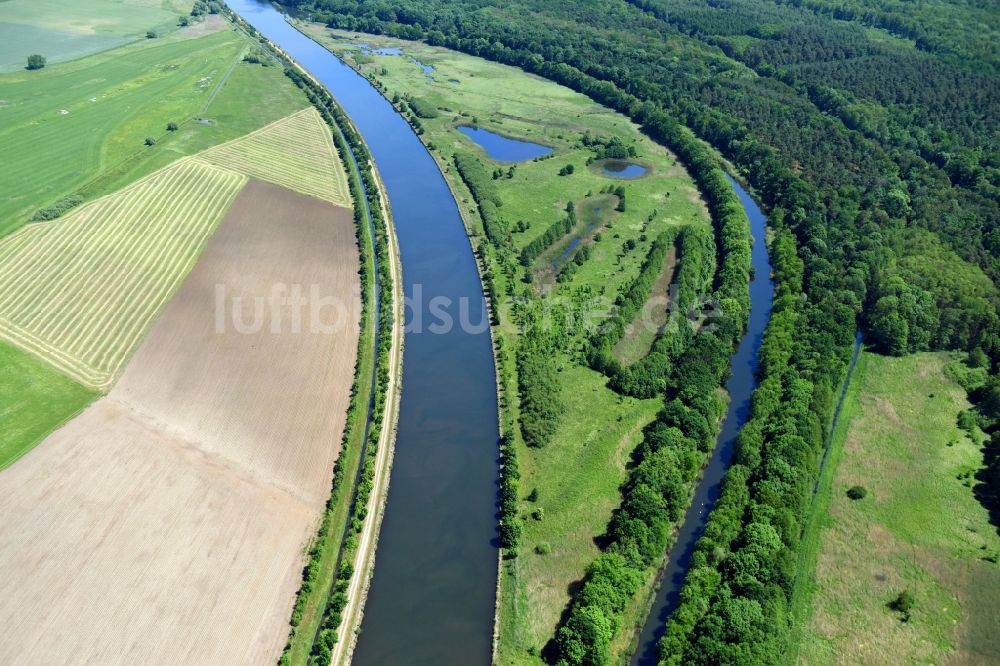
0,180,360,664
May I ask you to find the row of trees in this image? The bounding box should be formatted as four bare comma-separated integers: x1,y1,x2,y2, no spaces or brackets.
520,202,577,267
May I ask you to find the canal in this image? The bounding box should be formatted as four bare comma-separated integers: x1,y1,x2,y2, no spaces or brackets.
225,2,500,664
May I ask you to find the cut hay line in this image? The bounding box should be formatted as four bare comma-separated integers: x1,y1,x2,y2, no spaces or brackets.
0,158,246,390
198,107,351,206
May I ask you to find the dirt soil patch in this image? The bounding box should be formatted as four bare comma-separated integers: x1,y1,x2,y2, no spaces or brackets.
0,181,360,664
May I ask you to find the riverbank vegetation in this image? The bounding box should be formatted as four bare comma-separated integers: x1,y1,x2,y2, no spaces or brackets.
298,24,753,663
287,0,999,664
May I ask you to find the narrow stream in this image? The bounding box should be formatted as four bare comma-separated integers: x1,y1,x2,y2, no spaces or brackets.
630,175,774,666
225,2,499,664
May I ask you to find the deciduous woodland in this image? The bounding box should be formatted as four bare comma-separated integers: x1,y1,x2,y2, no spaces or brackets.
288,0,999,664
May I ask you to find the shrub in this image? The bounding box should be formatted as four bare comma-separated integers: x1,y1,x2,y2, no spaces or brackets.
166,122,179,132
535,542,552,555
31,195,84,221
889,590,915,621
846,485,867,500
26,54,46,70
146,30,157,39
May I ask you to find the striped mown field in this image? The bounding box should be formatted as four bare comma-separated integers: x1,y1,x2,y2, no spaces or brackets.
0,107,350,390
198,107,351,206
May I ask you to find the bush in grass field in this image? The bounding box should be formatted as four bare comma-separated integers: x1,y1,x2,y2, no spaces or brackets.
407,96,439,118
26,54,46,70
846,485,867,500
32,195,84,221
146,30,157,39
166,122,179,132
144,137,156,146
889,590,915,621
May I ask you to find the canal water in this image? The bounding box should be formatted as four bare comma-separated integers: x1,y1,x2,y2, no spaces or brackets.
457,125,553,161
630,175,774,666
225,2,499,664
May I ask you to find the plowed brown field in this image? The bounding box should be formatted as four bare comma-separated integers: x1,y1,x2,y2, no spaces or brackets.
0,180,360,665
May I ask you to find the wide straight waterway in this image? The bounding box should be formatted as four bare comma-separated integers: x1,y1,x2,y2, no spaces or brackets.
225,2,499,664
631,175,775,665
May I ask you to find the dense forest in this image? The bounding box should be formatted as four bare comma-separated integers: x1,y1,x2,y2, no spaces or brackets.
284,0,1000,663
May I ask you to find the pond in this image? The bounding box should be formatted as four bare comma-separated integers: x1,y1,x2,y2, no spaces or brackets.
457,125,553,162
600,159,648,179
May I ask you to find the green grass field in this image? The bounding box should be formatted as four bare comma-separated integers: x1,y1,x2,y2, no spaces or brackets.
0,340,97,470
0,26,308,236
501,363,662,659
792,352,1000,665
0,0,194,72
300,25,714,663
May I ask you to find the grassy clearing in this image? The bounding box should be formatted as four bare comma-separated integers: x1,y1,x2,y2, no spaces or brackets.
613,246,677,365
298,25,714,664
0,27,307,236
792,352,1000,665
0,0,194,71
0,341,96,470
502,363,662,659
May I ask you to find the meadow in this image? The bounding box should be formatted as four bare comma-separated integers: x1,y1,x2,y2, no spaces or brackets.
0,341,96,470
0,0,194,71
0,25,308,236
304,25,715,663
312,26,706,313
792,352,1000,665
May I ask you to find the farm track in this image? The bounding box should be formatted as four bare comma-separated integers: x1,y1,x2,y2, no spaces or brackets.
329,163,403,666
0,107,349,390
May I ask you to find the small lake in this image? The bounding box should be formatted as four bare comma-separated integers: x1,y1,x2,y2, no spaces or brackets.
601,160,648,179
355,43,402,56
457,125,553,162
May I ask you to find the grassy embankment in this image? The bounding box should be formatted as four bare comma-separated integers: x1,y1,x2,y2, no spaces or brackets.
302,24,714,663
790,352,1000,665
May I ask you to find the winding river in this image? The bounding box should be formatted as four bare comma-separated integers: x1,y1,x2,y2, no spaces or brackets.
630,175,774,666
225,2,500,664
